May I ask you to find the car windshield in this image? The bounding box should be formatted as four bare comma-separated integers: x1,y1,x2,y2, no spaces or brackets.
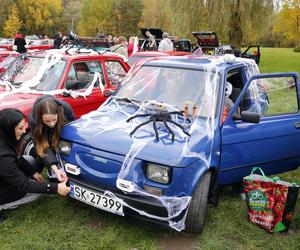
0,54,19,68
117,65,220,117
29,40,42,46
0,39,13,45
1,54,66,90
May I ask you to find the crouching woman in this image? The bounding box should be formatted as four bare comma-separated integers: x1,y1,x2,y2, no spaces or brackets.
0,108,70,222
28,95,75,182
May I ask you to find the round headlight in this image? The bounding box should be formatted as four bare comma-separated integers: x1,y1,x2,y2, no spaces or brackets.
58,140,72,156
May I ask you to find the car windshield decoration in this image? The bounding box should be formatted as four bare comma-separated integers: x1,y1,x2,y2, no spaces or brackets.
61,56,264,231
0,50,104,100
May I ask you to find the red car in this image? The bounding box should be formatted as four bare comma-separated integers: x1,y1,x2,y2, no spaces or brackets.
0,39,14,51
0,51,19,75
0,39,54,51
127,51,191,67
26,39,54,50
0,49,130,154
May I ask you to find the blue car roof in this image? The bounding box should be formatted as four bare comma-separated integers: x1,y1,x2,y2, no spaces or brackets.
143,55,247,71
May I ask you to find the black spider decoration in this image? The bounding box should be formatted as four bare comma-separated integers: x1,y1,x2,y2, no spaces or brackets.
126,111,191,142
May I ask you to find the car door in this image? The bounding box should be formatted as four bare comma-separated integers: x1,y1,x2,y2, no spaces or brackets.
59,60,107,118
219,72,300,185
103,59,128,89
241,46,260,65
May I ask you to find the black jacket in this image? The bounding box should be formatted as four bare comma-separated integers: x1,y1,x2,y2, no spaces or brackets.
54,37,62,49
0,132,58,205
28,95,75,167
14,37,27,53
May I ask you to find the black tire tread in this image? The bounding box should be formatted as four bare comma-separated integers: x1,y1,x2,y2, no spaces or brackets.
185,171,211,233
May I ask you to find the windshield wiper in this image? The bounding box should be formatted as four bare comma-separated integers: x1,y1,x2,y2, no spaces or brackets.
115,97,142,107
12,82,23,86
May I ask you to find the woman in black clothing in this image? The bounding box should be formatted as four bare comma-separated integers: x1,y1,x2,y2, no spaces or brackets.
14,33,27,53
0,109,70,222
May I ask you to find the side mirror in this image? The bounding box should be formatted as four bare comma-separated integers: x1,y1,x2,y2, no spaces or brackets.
104,89,114,97
65,80,80,90
233,111,260,123
63,91,70,97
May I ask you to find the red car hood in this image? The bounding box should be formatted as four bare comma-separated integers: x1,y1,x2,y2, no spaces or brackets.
0,92,41,116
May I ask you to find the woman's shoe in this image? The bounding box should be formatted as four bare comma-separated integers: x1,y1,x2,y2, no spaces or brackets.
0,212,7,223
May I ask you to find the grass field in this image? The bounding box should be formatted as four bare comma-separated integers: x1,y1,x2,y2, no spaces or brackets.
259,48,300,74
1,48,300,250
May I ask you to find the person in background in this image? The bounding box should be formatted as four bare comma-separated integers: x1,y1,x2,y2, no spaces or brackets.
173,36,183,51
128,36,139,57
145,31,157,51
106,34,114,47
158,32,173,51
14,33,26,53
28,95,75,183
54,32,63,49
113,36,118,45
0,108,70,223
110,36,128,59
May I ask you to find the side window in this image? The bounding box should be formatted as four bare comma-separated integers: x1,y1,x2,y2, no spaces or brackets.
222,68,246,123
105,61,127,86
250,77,298,116
225,69,244,108
65,61,104,90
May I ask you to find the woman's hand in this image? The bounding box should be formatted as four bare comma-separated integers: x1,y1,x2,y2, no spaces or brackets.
57,180,71,196
32,172,44,182
51,165,68,182
56,169,68,182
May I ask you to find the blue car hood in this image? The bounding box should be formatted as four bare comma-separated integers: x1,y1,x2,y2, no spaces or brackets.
61,108,215,167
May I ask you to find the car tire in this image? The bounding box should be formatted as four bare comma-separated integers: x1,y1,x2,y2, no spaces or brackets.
185,170,211,233
20,132,35,156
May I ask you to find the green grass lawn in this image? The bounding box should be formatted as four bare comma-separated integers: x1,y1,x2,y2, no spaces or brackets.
2,48,300,250
259,48,300,74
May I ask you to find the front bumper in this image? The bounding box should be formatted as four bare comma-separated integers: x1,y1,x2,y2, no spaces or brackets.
68,176,187,228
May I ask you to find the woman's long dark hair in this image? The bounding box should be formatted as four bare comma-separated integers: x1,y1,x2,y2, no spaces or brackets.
33,99,67,158
0,108,25,147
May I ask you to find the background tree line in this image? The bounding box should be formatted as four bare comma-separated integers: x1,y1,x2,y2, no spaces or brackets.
0,0,299,48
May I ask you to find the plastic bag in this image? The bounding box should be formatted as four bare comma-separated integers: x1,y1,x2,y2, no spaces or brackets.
243,167,299,232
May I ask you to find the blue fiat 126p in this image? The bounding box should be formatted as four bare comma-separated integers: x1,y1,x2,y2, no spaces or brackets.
58,55,300,233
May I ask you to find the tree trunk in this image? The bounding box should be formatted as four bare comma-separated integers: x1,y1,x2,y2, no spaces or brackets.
228,0,243,48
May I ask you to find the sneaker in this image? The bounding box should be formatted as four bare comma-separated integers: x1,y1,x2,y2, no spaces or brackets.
0,212,7,223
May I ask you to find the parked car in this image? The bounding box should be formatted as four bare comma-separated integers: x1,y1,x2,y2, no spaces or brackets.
0,50,19,75
192,31,261,64
127,50,191,67
26,39,54,50
0,49,130,155
0,38,14,51
58,54,299,233
140,28,193,52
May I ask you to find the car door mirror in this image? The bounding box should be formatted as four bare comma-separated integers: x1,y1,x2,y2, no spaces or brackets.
104,89,114,97
65,80,80,90
233,111,260,123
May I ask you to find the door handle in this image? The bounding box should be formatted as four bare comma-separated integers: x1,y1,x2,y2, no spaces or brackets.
294,122,300,129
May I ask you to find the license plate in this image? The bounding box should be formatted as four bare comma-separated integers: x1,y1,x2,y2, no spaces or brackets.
70,182,124,216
